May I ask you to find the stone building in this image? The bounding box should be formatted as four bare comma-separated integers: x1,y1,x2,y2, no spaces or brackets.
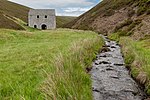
28,9,56,30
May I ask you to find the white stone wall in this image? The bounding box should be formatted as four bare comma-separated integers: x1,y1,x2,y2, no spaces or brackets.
28,9,56,29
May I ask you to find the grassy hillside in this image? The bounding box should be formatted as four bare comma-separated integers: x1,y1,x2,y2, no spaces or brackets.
0,0,75,29
0,0,29,29
56,16,76,28
65,0,134,29
0,28,104,99
0,0,29,22
66,0,150,35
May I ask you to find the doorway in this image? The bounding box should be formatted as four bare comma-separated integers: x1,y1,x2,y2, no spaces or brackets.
41,24,47,30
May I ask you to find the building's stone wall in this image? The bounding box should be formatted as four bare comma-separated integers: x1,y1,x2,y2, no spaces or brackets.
28,9,56,29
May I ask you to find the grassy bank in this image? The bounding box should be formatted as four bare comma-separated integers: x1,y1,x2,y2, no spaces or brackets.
0,29,104,99
109,33,150,95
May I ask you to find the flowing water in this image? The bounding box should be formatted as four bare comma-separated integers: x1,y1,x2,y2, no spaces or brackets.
91,35,146,100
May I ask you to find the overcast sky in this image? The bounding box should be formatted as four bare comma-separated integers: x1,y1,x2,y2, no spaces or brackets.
8,0,101,16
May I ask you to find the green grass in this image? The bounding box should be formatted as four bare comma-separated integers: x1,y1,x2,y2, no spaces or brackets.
0,28,104,99
120,37,150,94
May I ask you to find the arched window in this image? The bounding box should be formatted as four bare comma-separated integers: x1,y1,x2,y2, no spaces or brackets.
37,15,39,18
45,15,47,18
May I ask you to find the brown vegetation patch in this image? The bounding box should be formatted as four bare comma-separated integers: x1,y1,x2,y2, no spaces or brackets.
132,15,150,40
136,72,149,85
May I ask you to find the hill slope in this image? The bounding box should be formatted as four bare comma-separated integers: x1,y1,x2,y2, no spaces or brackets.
66,0,150,39
0,0,75,29
56,16,76,28
0,0,29,29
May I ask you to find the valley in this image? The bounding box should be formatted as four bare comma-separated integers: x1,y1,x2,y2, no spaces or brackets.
0,0,150,99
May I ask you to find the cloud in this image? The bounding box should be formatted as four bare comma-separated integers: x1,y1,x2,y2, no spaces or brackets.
58,7,92,16
8,0,100,16
9,0,94,8
63,7,91,13
45,0,93,7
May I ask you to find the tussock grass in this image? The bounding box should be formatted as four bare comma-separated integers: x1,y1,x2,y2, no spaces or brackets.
119,37,150,95
0,28,104,99
40,37,103,100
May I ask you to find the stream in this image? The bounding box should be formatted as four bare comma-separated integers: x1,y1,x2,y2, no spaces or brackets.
91,35,146,100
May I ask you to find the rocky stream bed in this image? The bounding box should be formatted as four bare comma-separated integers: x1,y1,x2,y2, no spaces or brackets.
91,35,146,100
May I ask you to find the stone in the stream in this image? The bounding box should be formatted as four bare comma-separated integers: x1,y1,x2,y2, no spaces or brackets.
93,88,100,93
106,68,114,71
107,40,111,42
106,65,113,68
114,63,124,66
99,55,107,57
99,61,111,65
99,53,112,58
95,62,99,65
110,76,120,79
110,46,116,48
100,47,111,53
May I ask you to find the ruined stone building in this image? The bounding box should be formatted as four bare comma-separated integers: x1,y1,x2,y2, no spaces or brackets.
28,9,56,30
